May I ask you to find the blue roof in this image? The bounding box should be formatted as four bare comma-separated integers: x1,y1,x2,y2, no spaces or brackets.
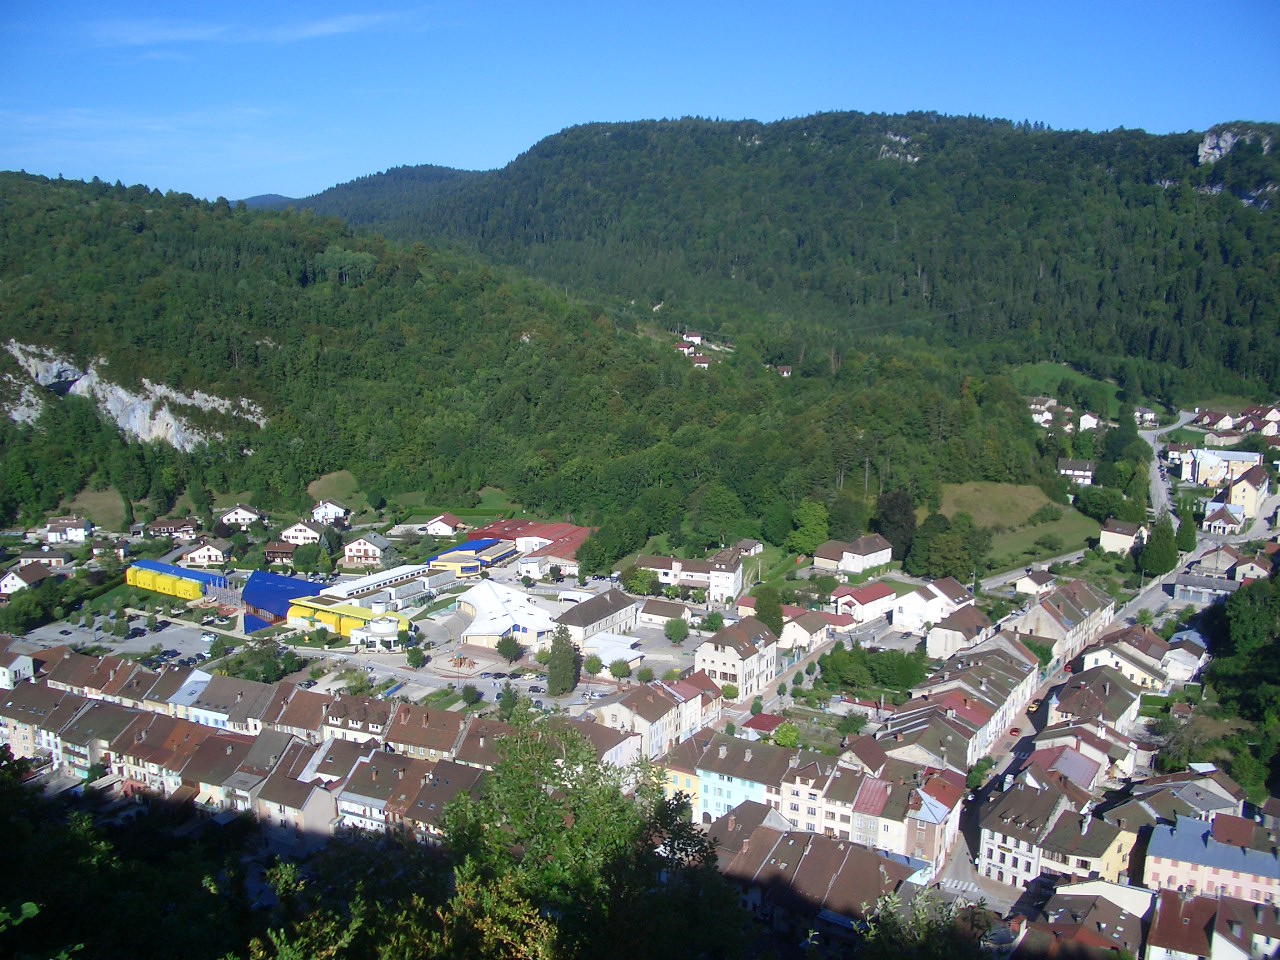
242,571,318,617
1148,815,1280,879
440,538,501,555
131,559,227,589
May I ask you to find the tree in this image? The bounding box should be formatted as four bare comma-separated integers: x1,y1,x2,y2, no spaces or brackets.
1139,513,1178,576
496,634,523,664
753,586,784,636
874,489,917,560
496,681,520,721
1136,608,1155,627
694,480,746,546
545,625,578,696
636,666,654,683
664,618,689,644
772,721,800,748
584,654,604,675
750,696,764,716
609,659,632,680
785,499,829,555
461,683,483,705
700,611,724,632
406,647,426,669
1175,511,1197,552
722,683,739,700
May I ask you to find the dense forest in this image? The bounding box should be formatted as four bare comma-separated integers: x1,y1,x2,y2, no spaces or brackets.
0,172,1051,552
295,113,1280,403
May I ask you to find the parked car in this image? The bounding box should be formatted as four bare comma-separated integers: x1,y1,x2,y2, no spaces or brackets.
528,685,544,694
1029,698,1043,712
58,629,72,636
200,632,217,643
1009,727,1022,737
299,679,317,689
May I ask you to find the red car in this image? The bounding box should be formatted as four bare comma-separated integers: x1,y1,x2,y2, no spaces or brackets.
1009,727,1022,737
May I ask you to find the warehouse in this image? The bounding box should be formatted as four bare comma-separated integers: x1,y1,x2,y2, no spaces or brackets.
286,595,414,642
426,539,516,578
126,560,227,601
242,571,320,633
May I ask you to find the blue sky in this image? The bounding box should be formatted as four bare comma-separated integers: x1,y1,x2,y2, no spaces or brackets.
2,1,1277,200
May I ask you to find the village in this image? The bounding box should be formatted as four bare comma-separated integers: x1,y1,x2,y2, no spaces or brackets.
2,398,1280,959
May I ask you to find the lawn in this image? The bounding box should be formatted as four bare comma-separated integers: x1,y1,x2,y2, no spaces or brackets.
1011,362,1121,418
878,578,922,597
986,508,1101,572
1161,427,1206,445
395,486,525,522
61,482,127,531
934,482,1056,528
307,471,373,517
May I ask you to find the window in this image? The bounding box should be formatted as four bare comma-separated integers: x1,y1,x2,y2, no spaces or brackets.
806,807,817,817
789,803,799,812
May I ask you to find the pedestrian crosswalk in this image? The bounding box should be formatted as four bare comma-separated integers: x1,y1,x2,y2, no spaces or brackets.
940,878,981,896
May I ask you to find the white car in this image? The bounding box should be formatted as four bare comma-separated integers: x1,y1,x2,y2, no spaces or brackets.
201,632,217,643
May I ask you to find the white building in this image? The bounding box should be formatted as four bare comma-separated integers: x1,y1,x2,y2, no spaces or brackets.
694,617,778,701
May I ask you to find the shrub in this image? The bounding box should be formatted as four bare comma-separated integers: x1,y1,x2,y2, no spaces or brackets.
722,683,739,700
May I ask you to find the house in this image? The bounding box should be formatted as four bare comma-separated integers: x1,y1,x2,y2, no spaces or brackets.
891,577,973,633
554,588,638,644
322,694,393,743
588,673,722,760
1037,811,1137,884
690,355,710,369
1135,407,1159,427
514,525,593,579
187,675,276,733
44,515,93,544
977,779,1086,889
219,504,264,530
1016,884,1150,960
311,499,351,526
58,700,139,780
145,518,201,540
0,681,91,768
1014,569,1055,596
1229,465,1271,520
777,612,828,653
280,521,329,546
254,740,338,850
15,549,71,569
1232,554,1273,582
1202,503,1246,536
383,703,469,762
1181,448,1263,488
634,549,743,604
925,605,994,660
694,617,778,701
264,542,296,565
1078,412,1101,431
0,643,34,689
395,758,488,843
1057,459,1095,485
0,562,57,596
812,534,893,575
718,822,917,944
830,582,896,623
1143,814,1280,903
343,533,392,569
423,513,467,537
1194,410,1236,431
1011,579,1116,667
182,538,232,568
636,597,692,628
1080,625,1174,692
1051,666,1143,733
1099,518,1148,555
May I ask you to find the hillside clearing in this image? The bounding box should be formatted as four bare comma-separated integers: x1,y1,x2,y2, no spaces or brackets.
62,483,126,531
934,482,1053,529
1011,362,1120,418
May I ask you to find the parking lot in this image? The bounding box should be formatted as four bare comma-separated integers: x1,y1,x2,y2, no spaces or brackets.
24,615,221,667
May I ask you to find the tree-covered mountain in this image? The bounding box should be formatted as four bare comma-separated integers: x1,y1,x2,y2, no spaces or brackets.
0,172,1050,546
299,112,1280,401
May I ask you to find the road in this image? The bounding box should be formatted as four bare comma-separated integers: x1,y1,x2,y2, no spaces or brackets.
1139,409,1197,518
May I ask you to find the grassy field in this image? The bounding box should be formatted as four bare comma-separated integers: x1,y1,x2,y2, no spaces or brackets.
878,578,922,597
987,508,1101,571
61,482,127,531
935,482,1055,528
1011,362,1121,418
1161,427,1207,445
307,471,374,517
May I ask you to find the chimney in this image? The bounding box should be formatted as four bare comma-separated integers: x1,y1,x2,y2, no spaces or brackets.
226,745,233,755
719,744,728,759
236,691,243,703
1103,682,1110,696
728,814,736,832
372,767,378,780
397,767,404,780
744,749,752,763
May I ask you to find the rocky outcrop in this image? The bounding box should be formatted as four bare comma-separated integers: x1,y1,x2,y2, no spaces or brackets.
3,341,266,451
1198,127,1273,165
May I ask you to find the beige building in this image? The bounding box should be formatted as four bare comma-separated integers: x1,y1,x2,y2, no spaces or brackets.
694,617,778,700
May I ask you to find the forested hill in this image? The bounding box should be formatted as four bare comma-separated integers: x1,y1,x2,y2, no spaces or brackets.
299,112,1280,402
0,172,1049,536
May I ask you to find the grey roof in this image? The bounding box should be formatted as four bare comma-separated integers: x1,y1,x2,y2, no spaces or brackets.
1148,815,1280,879
554,588,636,629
